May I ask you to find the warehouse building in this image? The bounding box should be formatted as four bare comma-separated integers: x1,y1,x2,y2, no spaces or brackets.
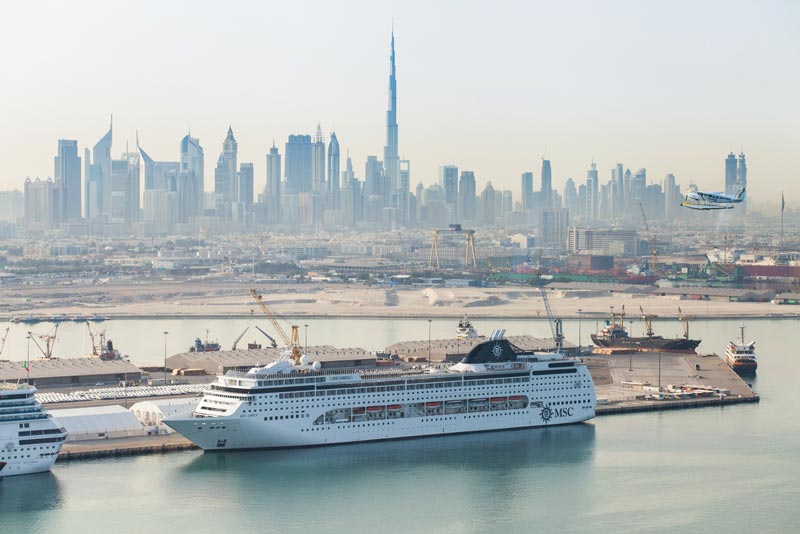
49,405,146,442
0,358,142,387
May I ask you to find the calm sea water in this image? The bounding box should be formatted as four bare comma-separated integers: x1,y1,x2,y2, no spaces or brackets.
1,317,799,533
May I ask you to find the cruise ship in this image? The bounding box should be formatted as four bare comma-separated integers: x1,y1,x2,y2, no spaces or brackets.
165,329,596,451
0,383,67,476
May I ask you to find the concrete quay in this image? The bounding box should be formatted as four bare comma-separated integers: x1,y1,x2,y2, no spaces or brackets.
57,434,197,462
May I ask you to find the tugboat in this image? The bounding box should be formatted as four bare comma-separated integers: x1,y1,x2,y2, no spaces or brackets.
725,323,757,375
456,315,480,339
591,305,701,354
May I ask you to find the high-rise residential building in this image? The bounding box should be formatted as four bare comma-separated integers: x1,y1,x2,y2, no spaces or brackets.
143,188,178,234
623,169,632,213
397,159,411,226
285,134,312,193
86,118,113,220
383,31,400,196
663,173,679,221
736,152,747,213
439,165,459,219
54,139,81,221
540,159,552,210
458,171,476,221
611,163,624,217
521,171,534,223
480,182,496,224
265,142,281,224
577,183,587,220
109,149,140,224
563,178,577,221
238,163,254,206
24,177,59,232
365,156,385,200
586,162,598,220
312,125,326,195
632,168,646,209
138,135,179,192
725,152,738,196
327,132,340,209
179,133,204,223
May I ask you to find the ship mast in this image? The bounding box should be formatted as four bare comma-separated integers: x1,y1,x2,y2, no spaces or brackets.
639,306,656,337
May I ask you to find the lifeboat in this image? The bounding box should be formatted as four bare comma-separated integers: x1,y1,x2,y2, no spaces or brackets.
366,406,384,412
387,405,403,411
352,407,365,414
425,402,442,408
508,396,525,402
470,398,488,404
490,397,507,404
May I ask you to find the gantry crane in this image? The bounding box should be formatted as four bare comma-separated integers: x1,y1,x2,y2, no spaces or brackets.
250,289,302,363
639,306,657,337
428,224,477,270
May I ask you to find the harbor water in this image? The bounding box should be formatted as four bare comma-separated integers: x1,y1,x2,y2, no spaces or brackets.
1,317,799,533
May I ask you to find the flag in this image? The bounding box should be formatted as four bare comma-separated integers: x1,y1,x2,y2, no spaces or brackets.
782,191,785,213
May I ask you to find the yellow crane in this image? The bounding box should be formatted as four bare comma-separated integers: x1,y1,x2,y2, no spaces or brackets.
250,289,302,363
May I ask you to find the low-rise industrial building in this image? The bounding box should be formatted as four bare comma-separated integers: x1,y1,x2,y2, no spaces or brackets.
0,358,142,387
49,405,146,441
166,345,377,375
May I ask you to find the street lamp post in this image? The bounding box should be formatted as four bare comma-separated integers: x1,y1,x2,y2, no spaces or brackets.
428,319,432,361
577,308,582,354
163,331,169,386
124,356,129,408
304,324,309,351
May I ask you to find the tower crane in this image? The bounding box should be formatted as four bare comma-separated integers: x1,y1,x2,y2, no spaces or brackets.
250,289,302,363
639,202,658,276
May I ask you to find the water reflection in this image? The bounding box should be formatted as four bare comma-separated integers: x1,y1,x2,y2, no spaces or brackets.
182,423,596,477
0,471,62,512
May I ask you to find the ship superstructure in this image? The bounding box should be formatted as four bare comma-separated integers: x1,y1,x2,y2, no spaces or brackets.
0,383,66,476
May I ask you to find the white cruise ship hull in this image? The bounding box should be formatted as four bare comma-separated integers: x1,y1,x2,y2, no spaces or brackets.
168,406,594,451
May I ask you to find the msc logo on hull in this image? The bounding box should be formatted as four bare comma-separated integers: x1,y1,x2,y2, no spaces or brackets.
540,406,574,423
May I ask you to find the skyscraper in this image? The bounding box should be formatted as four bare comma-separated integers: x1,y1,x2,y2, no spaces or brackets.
138,135,179,192
540,160,552,209
54,139,81,221
736,152,747,213
312,125,326,195
265,142,282,224
327,132,340,208
397,159,411,225
586,162,598,220
480,182,496,224
458,171,476,221
214,127,238,202
383,30,399,195
439,165,459,219
285,134,312,193
725,152,738,195
179,133,204,223
86,118,112,220
238,163,254,206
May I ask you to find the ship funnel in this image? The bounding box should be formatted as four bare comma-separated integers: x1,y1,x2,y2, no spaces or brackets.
489,329,505,340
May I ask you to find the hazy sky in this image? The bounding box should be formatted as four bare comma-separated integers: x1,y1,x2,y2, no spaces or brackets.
1,0,798,204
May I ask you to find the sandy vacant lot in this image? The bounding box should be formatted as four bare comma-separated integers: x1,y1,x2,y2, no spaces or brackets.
2,280,797,320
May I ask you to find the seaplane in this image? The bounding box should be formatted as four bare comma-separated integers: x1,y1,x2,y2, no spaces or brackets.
680,184,745,210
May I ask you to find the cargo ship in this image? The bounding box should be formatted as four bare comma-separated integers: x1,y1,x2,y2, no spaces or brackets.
725,323,757,375
591,306,701,354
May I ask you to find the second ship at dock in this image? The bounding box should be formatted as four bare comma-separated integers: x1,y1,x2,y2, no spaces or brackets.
591,306,701,354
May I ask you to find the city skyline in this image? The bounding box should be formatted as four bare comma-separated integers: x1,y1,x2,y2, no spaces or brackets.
1,1,798,204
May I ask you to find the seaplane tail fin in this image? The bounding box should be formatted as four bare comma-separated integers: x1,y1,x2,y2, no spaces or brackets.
735,187,746,201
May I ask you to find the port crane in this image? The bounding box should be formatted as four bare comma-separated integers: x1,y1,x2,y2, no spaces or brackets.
677,307,692,340
255,325,278,348
0,327,10,358
536,272,564,353
250,289,302,362
428,224,478,270
28,324,59,359
639,306,657,337
639,202,658,276
232,327,249,350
